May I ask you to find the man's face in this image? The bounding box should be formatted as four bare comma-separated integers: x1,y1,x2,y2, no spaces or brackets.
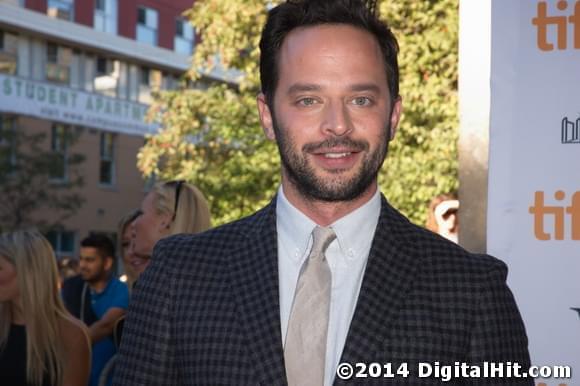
258,24,402,202
79,247,110,283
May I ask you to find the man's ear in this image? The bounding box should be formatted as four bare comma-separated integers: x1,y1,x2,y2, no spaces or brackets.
388,96,403,141
257,93,276,141
104,256,114,272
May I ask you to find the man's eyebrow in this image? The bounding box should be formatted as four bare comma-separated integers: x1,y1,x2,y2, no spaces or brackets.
286,83,322,94
349,83,382,93
285,83,382,94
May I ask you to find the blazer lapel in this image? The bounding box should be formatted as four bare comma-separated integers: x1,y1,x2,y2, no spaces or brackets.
337,197,420,371
226,200,288,385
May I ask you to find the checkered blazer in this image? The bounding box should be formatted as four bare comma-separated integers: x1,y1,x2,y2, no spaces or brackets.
113,196,532,385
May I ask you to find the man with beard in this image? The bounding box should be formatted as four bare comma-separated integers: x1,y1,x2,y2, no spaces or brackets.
114,1,532,385
74,234,129,386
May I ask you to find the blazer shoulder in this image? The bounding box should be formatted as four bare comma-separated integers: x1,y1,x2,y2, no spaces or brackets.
382,199,507,276
419,222,507,274
152,202,274,268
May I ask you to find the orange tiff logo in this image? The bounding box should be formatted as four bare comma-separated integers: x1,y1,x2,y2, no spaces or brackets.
529,191,580,240
532,0,580,51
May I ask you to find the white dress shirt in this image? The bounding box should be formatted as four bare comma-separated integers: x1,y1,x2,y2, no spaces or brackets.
276,186,381,386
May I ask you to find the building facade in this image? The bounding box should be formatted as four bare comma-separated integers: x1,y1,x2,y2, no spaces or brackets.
0,0,197,259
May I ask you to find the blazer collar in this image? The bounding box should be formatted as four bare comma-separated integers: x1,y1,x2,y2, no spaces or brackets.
337,195,421,372
226,198,288,385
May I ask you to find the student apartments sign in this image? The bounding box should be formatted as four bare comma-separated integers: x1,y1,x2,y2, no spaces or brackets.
0,73,157,136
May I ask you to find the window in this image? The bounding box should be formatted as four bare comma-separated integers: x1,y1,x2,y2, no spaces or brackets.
138,66,162,104
46,230,76,259
94,56,119,97
136,7,158,46
163,73,179,91
49,123,69,182
174,18,194,56
0,115,16,170
46,43,72,84
94,0,117,35
99,132,115,185
138,66,150,103
47,0,74,21
0,30,18,75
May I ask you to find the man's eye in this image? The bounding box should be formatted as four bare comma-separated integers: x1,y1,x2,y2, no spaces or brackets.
352,97,372,106
297,97,316,106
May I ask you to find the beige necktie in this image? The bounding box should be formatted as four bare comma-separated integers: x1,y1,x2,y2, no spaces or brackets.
285,226,336,386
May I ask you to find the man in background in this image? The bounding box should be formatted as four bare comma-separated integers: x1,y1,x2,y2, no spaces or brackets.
63,234,129,386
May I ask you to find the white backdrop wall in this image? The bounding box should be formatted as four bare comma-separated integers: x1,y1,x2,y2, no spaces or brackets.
481,1,580,385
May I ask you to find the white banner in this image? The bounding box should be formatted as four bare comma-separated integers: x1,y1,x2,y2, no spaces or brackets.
488,1,580,385
0,73,157,136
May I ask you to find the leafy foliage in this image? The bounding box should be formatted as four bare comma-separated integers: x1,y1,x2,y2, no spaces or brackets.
137,0,458,225
378,1,459,223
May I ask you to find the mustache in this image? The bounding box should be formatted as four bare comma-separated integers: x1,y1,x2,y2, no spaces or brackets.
302,137,369,153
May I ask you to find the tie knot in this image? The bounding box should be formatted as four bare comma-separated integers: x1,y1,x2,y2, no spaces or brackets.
310,226,336,258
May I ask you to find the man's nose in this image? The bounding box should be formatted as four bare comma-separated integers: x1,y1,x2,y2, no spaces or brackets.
321,102,353,137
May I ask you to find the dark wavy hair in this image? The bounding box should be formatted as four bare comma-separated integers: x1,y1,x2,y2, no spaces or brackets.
259,0,399,106
81,234,115,261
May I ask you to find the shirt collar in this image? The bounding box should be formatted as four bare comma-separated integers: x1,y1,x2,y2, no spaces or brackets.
277,187,317,261
276,186,381,263
89,276,114,296
330,188,381,262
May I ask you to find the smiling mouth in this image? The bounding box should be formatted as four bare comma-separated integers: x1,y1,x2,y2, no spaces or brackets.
313,148,362,159
323,152,353,158
131,257,148,265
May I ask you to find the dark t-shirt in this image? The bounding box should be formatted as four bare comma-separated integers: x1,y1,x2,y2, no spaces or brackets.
0,324,51,386
61,274,98,325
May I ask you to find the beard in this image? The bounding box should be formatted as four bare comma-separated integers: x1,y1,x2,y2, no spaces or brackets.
80,267,107,284
271,112,391,203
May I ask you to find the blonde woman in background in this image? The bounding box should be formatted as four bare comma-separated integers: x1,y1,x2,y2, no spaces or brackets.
0,229,91,386
117,209,141,289
113,181,212,368
130,180,212,275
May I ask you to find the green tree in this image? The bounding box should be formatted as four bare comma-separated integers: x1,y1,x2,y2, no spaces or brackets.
138,0,458,225
0,122,85,232
378,1,459,223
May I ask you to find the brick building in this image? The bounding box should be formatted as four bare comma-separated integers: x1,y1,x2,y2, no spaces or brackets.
0,0,211,258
